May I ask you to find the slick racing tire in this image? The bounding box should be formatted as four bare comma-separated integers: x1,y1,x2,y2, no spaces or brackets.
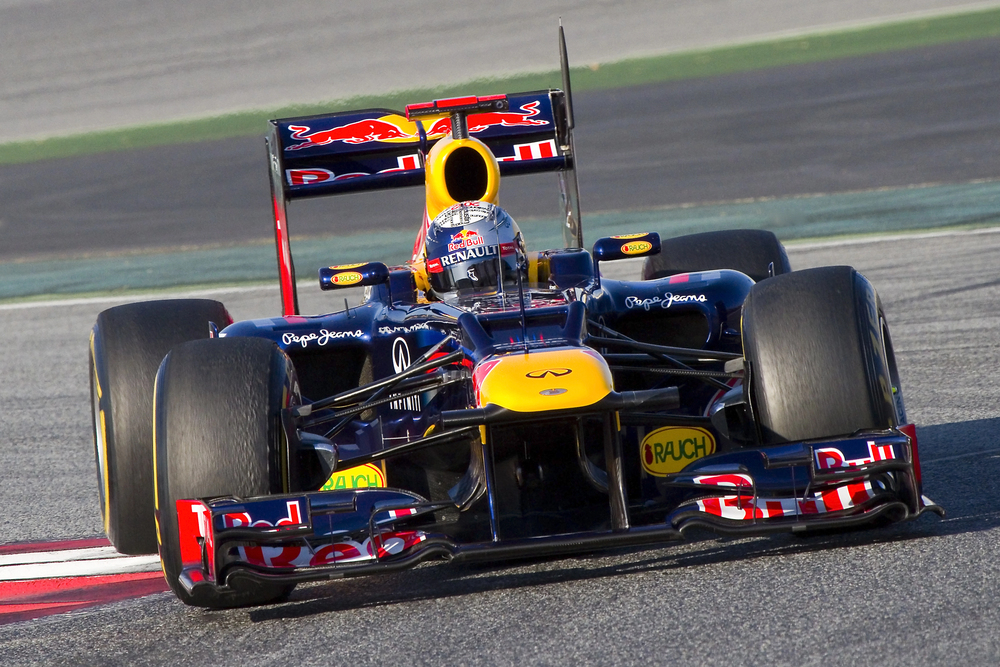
90,299,231,555
642,229,791,283
741,266,904,445
154,337,299,608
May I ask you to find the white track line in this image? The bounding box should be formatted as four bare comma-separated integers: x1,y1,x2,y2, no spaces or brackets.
0,556,162,581
3,225,1000,312
0,546,122,567
0,283,278,312
0,546,162,581
787,225,1000,250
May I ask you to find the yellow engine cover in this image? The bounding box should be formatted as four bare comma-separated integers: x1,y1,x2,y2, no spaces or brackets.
424,135,500,221
473,347,613,412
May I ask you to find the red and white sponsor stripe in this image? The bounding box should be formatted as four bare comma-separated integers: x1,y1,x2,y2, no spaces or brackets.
0,538,168,625
815,441,897,470
695,481,877,520
236,529,428,569
379,153,421,173
497,139,557,162
871,442,894,461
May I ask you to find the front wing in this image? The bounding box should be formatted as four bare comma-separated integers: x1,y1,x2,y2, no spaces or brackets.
174,426,943,596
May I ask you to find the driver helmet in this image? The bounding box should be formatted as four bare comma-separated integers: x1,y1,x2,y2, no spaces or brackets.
424,201,525,300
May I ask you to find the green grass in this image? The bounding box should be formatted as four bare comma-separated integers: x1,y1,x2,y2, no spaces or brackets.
3,180,999,302
2,6,1000,165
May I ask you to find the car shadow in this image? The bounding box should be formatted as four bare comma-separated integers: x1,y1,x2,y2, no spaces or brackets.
912,416,1000,523
240,416,1000,623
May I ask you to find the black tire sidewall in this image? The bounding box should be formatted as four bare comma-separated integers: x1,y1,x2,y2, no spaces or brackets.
91,299,230,555
742,266,898,445
643,229,791,282
154,337,297,608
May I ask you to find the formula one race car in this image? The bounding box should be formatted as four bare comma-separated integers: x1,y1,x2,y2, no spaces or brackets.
89,31,942,607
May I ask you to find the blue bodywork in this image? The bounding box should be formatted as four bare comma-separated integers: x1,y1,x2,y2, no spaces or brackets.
171,245,940,597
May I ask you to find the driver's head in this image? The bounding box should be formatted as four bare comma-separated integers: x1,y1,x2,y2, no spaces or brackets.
424,201,525,300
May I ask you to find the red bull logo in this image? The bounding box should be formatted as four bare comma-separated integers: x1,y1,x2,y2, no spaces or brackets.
422,101,549,137
285,100,551,151
423,117,454,137
448,229,485,251
467,100,549,132
286,118,414,150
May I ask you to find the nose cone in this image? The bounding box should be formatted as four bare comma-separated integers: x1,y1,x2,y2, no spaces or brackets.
473,347,613,412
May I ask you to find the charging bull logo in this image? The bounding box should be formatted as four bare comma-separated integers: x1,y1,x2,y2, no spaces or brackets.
423,101,551,135
285,101,551,151
286,119,414,149
448,229,485,251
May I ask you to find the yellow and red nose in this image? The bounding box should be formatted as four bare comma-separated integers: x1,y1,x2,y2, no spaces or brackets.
473,347,613,412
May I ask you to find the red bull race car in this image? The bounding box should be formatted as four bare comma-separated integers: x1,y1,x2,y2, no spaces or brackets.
89,32,942,607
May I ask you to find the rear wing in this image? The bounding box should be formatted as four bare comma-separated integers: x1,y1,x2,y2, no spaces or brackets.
266,89,582,315
269,90,571,198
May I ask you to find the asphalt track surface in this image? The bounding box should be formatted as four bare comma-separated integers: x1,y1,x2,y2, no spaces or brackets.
2,36,1000,261
3,18,1000,667
2,230,1000,664
2,0,993,143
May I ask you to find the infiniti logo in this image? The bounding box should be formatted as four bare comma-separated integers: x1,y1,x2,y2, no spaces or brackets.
390,337,420,411
526,368,572,379
392,337,410,373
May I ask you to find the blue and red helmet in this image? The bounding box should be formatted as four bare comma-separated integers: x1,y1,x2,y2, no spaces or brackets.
424,201,525,300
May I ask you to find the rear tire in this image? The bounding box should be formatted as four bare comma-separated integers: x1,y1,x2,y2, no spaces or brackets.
154,337,299,608
741,266,900,444
90,299,230,555
643,229,791,282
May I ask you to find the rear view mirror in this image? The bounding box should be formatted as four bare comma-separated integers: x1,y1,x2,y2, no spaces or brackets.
592,232,661,265
319,262,390,290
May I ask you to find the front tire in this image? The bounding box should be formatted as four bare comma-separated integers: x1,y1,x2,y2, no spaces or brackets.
90,299,230,555
741,266,901,444
154,337,298,608
643,229,791,282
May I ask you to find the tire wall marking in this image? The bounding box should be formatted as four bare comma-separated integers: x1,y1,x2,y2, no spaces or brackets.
99,411,110,536
151,367,167,577
90,332,111,536
152,365,161,541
